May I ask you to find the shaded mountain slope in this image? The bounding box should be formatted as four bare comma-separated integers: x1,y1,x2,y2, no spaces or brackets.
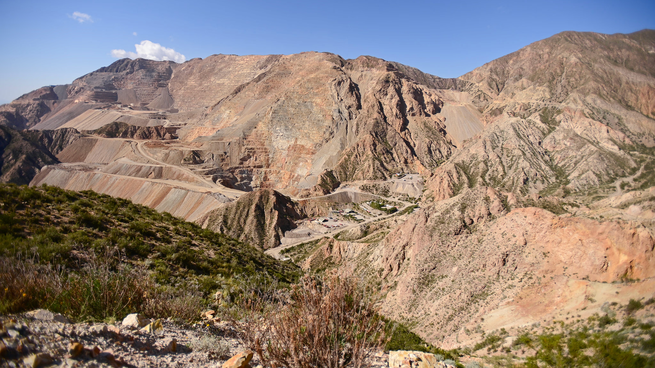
0,126,81,185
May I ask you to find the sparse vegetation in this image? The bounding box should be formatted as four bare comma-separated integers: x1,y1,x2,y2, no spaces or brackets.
539,107,561,132
397,204,419,215
360,183,391,197
465,300,655,367
279,238,324,264
369,200,398,214
0,249,156,321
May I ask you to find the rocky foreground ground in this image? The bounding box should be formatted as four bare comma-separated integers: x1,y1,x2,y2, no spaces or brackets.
0,309,458,368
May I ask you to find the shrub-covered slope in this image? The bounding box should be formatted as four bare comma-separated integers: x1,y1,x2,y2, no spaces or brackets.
0,184,299,320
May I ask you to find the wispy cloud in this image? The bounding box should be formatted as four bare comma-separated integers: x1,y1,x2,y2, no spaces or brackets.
70,11,93,23
111,40,186,63
133,32,137,36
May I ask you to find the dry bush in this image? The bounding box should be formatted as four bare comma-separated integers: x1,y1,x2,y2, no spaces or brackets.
235,273,386,368
60,248,153,321
189,335,230,358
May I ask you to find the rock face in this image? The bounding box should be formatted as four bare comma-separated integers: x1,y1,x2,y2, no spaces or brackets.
222,350,253,368
200,189,304,250
164,52,458,194
121,313,149,329
0,59,177,131
32,164,230,222
85,121,178,140
3,32,653,198
24,309,70,324
0,86,62,130
462,30,655,123
388,351,449,368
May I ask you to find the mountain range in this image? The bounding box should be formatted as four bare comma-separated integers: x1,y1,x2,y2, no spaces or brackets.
1,29,654,350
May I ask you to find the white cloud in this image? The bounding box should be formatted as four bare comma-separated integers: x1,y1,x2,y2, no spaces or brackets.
70,11,93,23
111,40,186,63
133,32,137,36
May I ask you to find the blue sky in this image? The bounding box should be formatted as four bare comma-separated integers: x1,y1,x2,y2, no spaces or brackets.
1,0,654,104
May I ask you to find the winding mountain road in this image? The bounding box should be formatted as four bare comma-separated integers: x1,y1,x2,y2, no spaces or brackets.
134,140,245,200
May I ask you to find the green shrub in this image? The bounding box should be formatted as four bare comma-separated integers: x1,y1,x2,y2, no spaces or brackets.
598,314,617,328
129,220,155,238
121,237,150,258
513,333,534,348
474,334,503,351
626,299,644,314
642,331,655,353
75,211,106,230
624,316,637,327
385,321,431,352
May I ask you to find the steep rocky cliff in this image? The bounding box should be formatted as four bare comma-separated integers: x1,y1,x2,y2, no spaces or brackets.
162,52,459,194
462,30,655,123
0,59,178,131
85,121,178,140
291,30,655,348
0,86,64,130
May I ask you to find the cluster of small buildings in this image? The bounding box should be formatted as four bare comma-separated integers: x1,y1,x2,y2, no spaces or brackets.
309,216,346,229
